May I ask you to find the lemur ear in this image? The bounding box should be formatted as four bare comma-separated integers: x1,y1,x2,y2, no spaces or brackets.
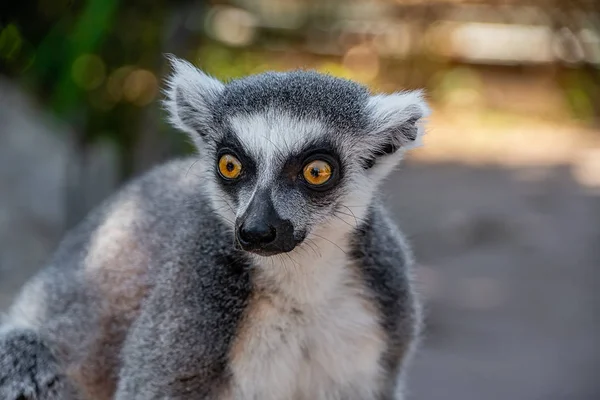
163,55,225,145
362,90,430,169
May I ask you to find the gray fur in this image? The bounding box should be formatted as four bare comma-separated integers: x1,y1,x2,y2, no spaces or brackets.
213,70,370,133
0,56,429,399
350,206,422,397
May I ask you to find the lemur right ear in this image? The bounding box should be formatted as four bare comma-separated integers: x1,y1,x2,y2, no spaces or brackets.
163,55,225,145
360,90,430,170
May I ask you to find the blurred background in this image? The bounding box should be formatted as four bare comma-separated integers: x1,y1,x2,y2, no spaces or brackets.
1,0,599,399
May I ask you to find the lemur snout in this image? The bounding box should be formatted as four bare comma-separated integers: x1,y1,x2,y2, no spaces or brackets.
235,189,297,255
238,221,276,247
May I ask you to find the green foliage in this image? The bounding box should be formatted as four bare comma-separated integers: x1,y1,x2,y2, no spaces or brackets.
562,69,597,123
195,42,269,80
1,0,182,178
0,24,23,60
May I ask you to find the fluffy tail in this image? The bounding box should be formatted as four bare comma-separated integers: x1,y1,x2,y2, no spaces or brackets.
0,324,77,400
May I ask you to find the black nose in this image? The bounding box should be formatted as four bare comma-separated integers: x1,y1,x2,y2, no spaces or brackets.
238,221,277,247
235,189,298,255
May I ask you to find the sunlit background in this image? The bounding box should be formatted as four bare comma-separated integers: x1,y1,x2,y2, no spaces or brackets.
1,1,599,399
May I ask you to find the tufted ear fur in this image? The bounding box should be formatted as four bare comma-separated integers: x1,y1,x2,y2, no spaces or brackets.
360,90,430,171
163,55,225,147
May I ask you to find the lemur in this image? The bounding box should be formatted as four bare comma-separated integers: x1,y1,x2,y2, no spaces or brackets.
0,56,429,400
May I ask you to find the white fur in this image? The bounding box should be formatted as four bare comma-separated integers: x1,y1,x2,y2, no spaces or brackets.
162,56,225,148
3,278,47,334
366,90,430,150
228,110,327,183
363,90,430,183
230,236,388,400
226,171,395,399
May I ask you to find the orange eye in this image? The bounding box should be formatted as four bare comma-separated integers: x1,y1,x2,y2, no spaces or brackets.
303,160,332,186
218,154,242,180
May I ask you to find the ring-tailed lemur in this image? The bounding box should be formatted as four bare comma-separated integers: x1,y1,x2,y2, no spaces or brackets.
0,56,429,400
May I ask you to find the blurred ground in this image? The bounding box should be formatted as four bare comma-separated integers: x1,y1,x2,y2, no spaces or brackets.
1,85,599,399
397,113,600,399
396,163,600,400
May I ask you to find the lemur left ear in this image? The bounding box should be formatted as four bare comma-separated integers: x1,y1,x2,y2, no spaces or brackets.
163,55,225,146
362,90,430,168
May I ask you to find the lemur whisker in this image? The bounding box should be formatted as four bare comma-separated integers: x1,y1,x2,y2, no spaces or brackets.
342,205,362,226
297,245,311,259
309,233,347,255
219,216,235,226
287,208,306,223
336,210,368,224
284,253,301,275
213,204,234,213
288,133,308,152
281,133,292,155
332,213,357,229
261,135,287,160
300,240,316,257
211,201,235,216
279,254,290,274
211,195,235,213
183,159,202,178
304,239,322,258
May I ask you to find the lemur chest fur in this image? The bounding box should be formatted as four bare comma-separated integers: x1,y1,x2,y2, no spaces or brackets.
229,255,386,400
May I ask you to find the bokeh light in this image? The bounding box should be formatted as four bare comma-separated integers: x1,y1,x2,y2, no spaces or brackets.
106,66,135,102
206,6,258,47
71,54,106,90
122,69,158,106
342,43,380,82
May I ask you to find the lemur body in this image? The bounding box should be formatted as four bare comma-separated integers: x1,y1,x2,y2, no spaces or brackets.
0,57,429,400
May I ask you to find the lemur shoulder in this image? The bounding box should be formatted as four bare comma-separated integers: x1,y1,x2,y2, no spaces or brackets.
0,56,430,400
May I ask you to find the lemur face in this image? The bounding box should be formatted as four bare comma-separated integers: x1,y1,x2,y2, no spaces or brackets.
211,111,350,256
165,56,429,256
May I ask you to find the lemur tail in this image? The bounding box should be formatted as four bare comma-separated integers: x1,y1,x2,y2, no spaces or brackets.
0,324,78,400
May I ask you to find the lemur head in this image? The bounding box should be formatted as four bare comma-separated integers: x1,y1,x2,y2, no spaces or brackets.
165,56,429,257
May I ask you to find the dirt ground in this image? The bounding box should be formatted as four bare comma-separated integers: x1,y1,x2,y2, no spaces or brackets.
394,162,600,400
1,107,599,399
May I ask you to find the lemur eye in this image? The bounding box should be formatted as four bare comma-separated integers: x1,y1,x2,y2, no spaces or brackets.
303,160,332,186
218,154,242,180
